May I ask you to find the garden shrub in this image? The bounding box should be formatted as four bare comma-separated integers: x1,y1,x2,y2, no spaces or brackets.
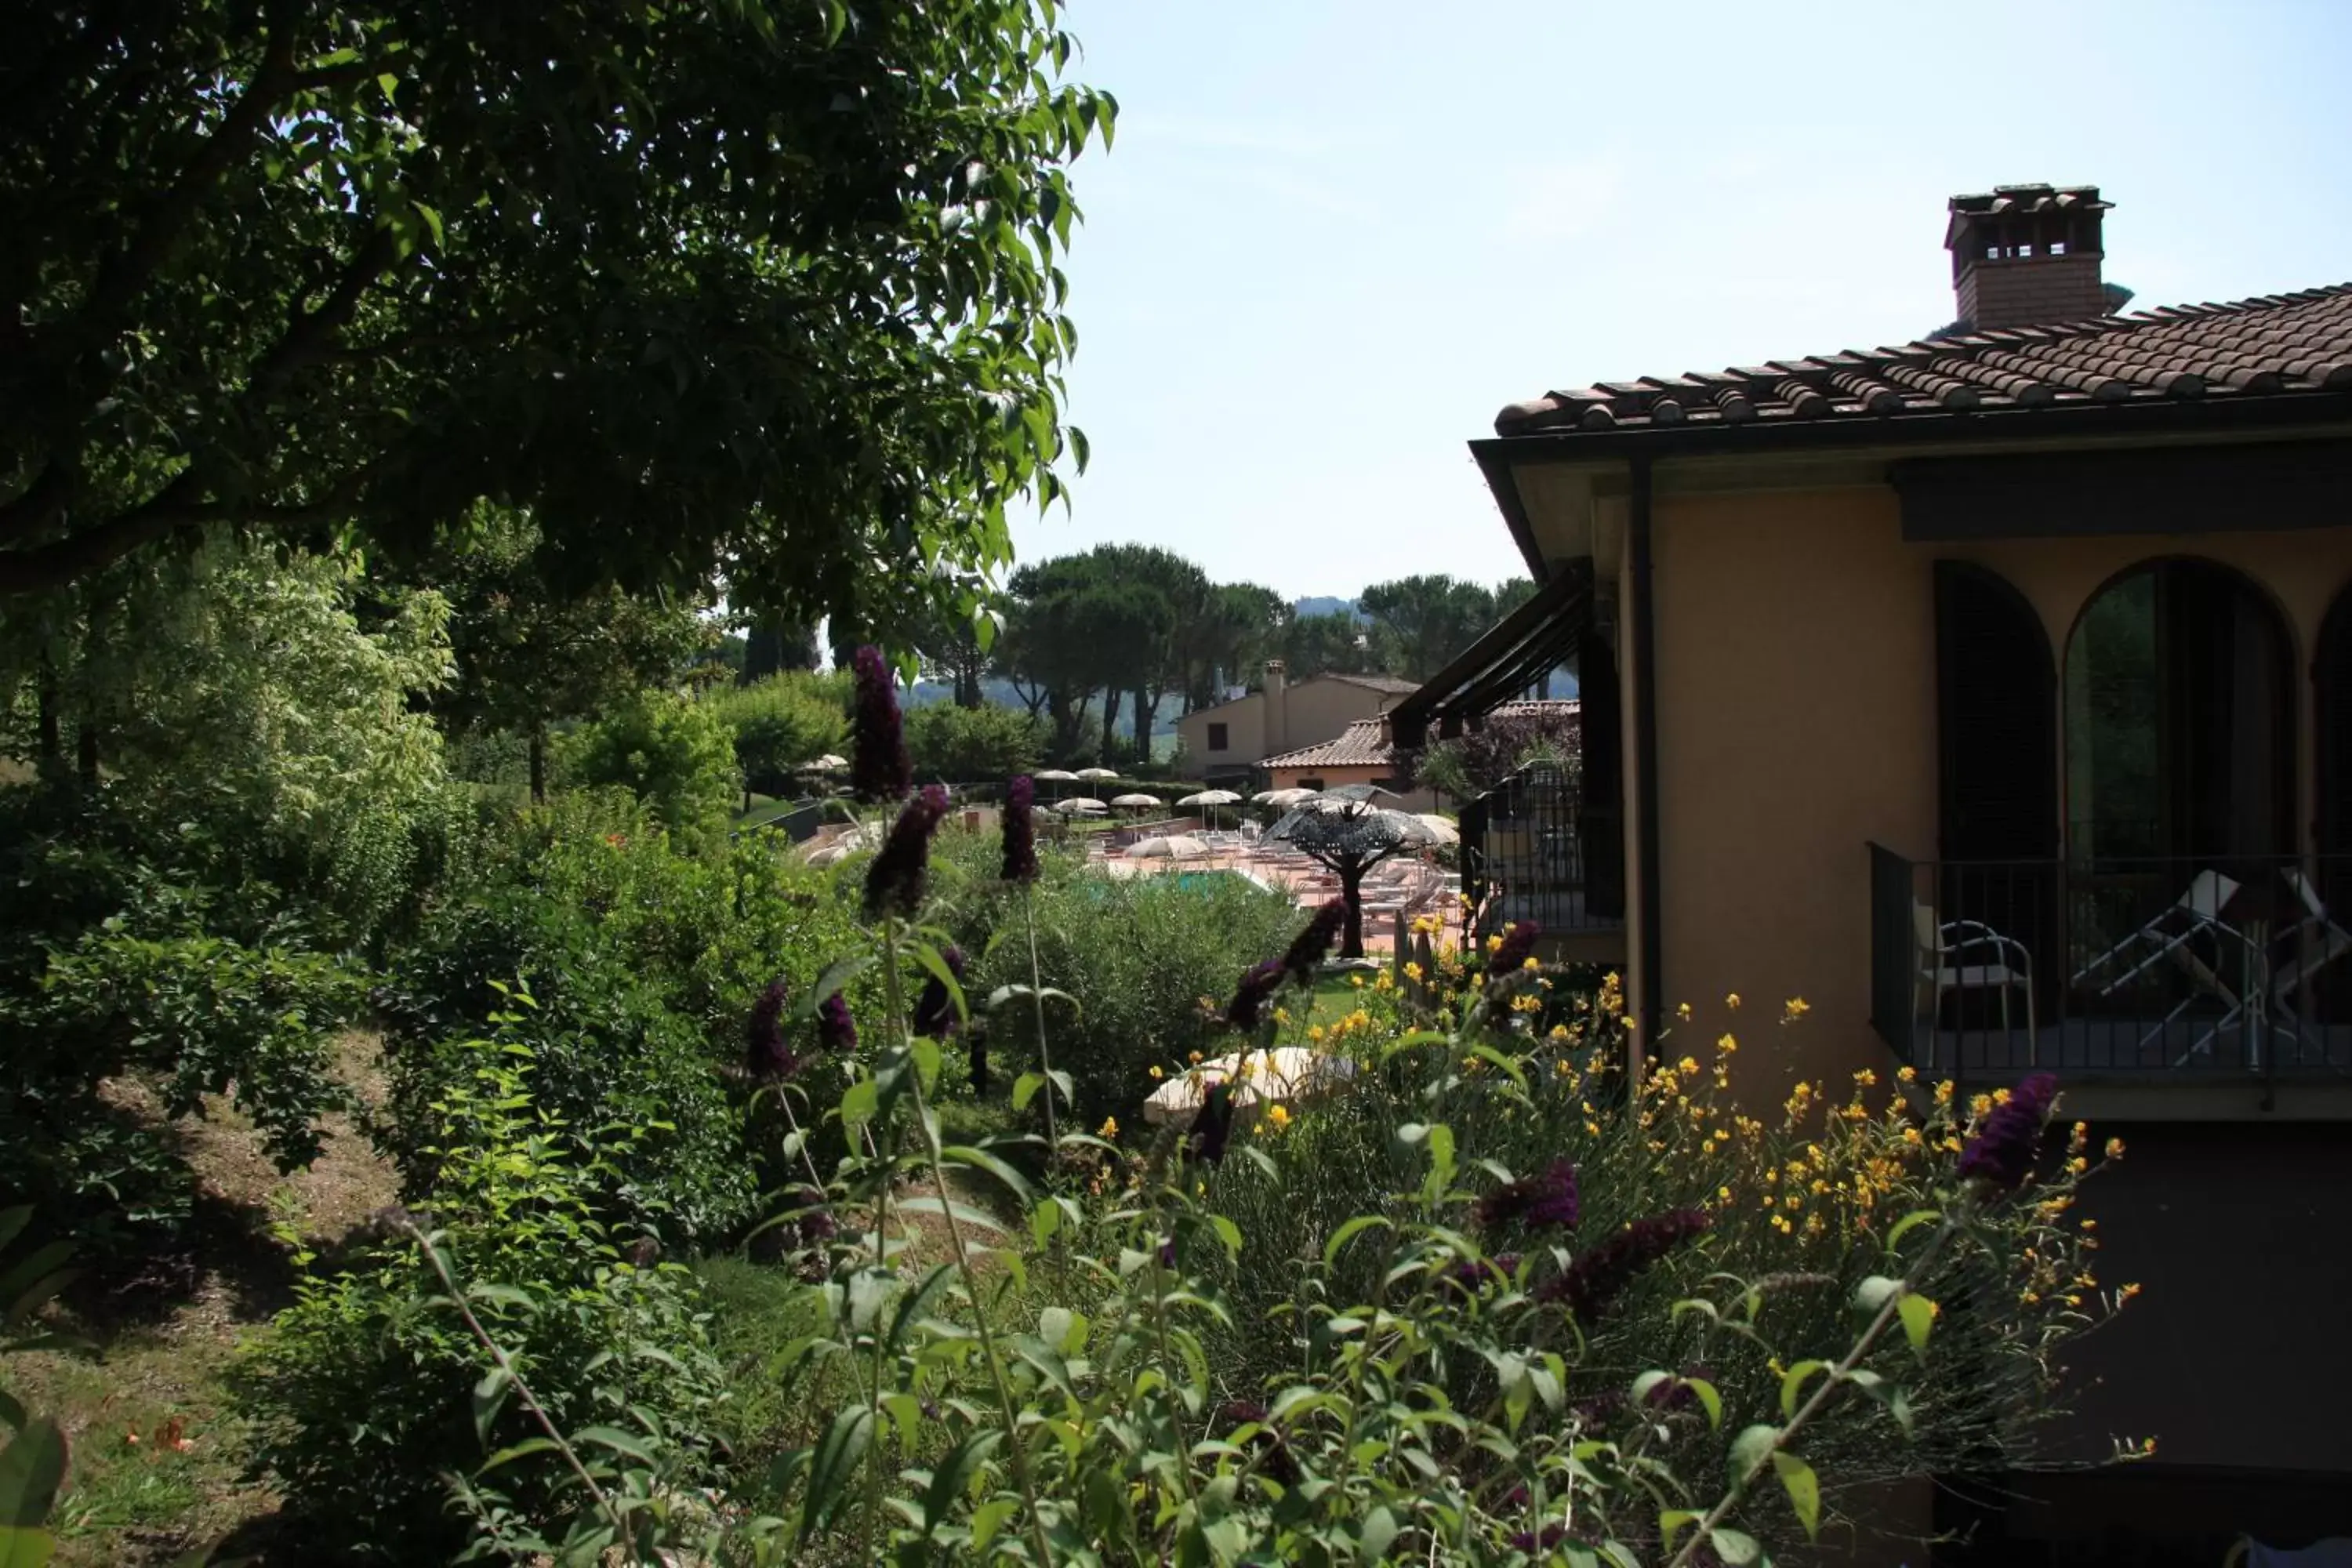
556,687,738,848
970,866,1301,1125
706,671,849,802
903,700,1043,782
1,922,365,1254
240,1033,729,1563
376,792,887,1243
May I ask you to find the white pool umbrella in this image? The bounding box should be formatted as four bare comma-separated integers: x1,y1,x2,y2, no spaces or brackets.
1111,793,1161,810
1074,766,1121,782
1258,787,1316,808
1142,1046,1357,1126
1179,789,1243,807
1412,814,1461,846
1054,797,1107,813
1124,834,1210,861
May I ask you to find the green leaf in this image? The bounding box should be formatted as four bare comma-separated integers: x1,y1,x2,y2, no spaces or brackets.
942,1145,1034,1207
1779,1359,1831,1421
840,1078,879,1129
1854,1274,1903,1312
1011,1070,1045,1111
1772,1451,1821,1540
0,1525,55,1568
471,1367,512,1446
1886,1208,1943,1254
477,1436,564,1474
1657,1509,1701,1551
798,1406,875,1541
0,1393,20,1437
0,1420,67,1530
1029,1197,1063,1247
573,1425,658,1466
1323,1215,1391,1269
1709,1526,1764,1565
895,1196,1005,1236
1899,1292,1936,1357
909,1035,942,1093
802,954,875,1018
1359,1504,1399,1560
922,1428,1000,1536
1729,1422,1780,1483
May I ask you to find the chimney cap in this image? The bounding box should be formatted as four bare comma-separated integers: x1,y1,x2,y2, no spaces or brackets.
1945,183,2111,249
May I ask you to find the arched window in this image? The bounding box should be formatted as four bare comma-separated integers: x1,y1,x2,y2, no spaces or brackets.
2063,559,2293,867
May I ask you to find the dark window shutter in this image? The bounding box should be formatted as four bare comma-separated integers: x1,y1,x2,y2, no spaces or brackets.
2318,583,2352,861
1935,561,2057,862
1577,633,1625,917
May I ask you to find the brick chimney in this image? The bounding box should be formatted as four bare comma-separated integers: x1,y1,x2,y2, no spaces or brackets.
1262,659,1287,753
1944,183,2112,330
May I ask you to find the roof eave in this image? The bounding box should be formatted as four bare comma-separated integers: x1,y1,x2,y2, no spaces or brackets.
1473,389,2352,475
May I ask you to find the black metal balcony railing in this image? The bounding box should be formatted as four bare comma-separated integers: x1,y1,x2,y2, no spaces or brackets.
1463,764,1623,938
1869,843,2352,1082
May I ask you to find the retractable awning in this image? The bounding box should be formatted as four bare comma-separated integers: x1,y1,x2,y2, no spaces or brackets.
1386,560,1593,749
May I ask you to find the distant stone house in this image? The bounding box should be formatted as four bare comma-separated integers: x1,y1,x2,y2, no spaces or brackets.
1173,661,1417,781
1260,719,1435,812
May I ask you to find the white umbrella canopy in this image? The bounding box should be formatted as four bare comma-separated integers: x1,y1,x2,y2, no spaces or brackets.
1178,789,1243,807
1257,787,1316,808
1111,793,1162,809
809,753,848,771
1033,769,1080,782
1074,767,1122,782
1053,797,1108,813
1142,1046,1358,1125
1124,834,1210,861
1412,813,1461,846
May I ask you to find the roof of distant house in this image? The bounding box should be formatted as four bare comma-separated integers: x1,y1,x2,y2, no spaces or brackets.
1263,719,1393,771
1323,672,1421,695
1491,281,2352,441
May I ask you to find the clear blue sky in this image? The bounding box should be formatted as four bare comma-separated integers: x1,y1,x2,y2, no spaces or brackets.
1009,0,2352,600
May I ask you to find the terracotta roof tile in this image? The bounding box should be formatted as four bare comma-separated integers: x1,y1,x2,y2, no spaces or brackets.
1494,281,2352,438
1263,719,1394,770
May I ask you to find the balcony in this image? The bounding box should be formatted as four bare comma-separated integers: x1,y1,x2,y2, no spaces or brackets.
1463,763,1623,938
1869,844,2352,1084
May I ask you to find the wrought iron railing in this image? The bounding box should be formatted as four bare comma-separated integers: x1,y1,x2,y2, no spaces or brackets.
1463,764,1623,938
1868,843,2352,1083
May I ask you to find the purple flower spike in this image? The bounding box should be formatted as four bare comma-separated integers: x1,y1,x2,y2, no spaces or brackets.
1001,776,1039,884
1283,901,1346,985
1537,1207,1711,1322
863,784,949,919
1225,957,1287,1032
912,945,966,1040
1472,1159,1580,1234
745,978,799,1080
815,991,858,1054
849,645,912,804
1486,920,1542,978
1189,1080,1237,1164
1958,1071,2060,1192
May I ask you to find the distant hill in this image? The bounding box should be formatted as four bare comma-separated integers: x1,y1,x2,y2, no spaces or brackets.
1292,595,1359,619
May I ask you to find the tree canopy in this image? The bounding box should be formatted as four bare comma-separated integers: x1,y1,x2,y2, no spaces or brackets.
0,2,1114,624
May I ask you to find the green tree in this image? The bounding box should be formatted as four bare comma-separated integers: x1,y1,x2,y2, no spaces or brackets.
1281,605,1381,681
1189,581,1288,710
1359,575,1498,681
904,701,1041,781
739,615,821,684
706,671,849,809
557,689,737,848
0,3,1115,632
417,510,715,800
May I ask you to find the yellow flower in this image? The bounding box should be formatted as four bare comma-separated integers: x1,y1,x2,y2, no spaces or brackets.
2105,1137,2126,1160
1273,1007,1290,1025
1486,933,1505,954
1716,1032,1738,1054
1523,956,1541,972
1677,1002,1693,1021
1403,962,1424,983
1098,1116,1120,1139
1308,1025,1326,1043
1718,1185,1733,1202
2118,1281,2142,1302
1782,996,1810,1020
1350,973,1364,989
1267,1103,1292,1128
1548,1023,1570,1041
1725,992,1741,1010
1896,1065,1918,1083
1852,1068,1877,1088
1189,1051,1203,1064
1148,1065,1164,1080
1933,1079,1955,1105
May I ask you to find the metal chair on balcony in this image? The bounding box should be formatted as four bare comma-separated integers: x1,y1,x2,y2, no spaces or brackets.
1913,902,2038,1051
2070,869,2250,1059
